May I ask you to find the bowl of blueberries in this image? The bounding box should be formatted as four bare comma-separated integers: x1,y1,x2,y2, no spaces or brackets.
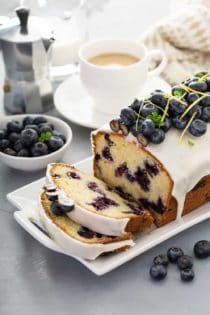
0,115,72,171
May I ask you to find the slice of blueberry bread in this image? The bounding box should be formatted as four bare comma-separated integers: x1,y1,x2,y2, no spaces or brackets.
46,163,153,236
39,191,134,260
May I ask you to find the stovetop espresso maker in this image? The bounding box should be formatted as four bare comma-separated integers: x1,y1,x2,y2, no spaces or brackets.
1,7,54,114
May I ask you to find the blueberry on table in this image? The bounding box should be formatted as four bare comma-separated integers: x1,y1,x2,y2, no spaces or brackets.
141,103,159,117
169,99,186,117
172,117,188,130
47,136,64,152
20,128,38,147
130,120,143,137
153,254,169,267
201,107,210,122
0,129,7,140
150,264,167,281
206,76,210,90
189,81,208,92
150,128,165,144
161,117,172,132
167,247,184,263
188,105,202,118
120,107,136,126
171,85,185,97
177,255,193,270
4,148,16,156
150,92,167,108
33,116,47,125
7,120,22,133
8,132,20,144
186,93,199,105
180,269,194,282
136,133,148,147
0,139,10,151
119,122,130,136
189,119,207,137
129,99,141,112
17,148,30,157
141,119,155,137
194,240,210,258
31,142,48,156
23,116,34,126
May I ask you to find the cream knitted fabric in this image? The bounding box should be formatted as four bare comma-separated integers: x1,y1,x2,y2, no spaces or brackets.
142,0,210,85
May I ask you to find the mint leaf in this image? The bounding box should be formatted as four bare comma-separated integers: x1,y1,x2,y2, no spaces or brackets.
38,131,52,142
146,112,164,127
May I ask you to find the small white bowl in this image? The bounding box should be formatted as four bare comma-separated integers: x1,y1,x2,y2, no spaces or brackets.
0,114,72,171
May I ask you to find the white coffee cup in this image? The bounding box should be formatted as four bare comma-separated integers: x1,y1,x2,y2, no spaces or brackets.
79,39,167,115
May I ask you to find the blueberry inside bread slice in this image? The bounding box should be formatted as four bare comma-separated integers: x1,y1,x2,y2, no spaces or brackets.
46,163,153,236
39,191,134,260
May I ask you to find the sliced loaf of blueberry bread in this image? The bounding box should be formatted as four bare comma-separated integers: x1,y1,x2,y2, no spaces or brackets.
39,191,134,260
46,163,153,236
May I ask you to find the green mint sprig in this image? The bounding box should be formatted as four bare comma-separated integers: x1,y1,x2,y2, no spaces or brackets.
147,112,165,128
38,131,52,142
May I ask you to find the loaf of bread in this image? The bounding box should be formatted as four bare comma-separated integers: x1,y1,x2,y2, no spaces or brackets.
46,163,153,236
39,191,134,260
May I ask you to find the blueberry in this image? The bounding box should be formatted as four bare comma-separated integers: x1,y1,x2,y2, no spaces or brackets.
130,99,141,112
130,120,143,137
153,254,169,267
201,107,210,122
33,116,47,125
17,148,30,157
161,117,172,132
206,76,210,90
39,124,52,133
109,119,120,132
120,107,136,126
39,122,54,131
20,128,38,147
50,201,63,216
180,269,195,282
189,81,207,92
195,71,208,78
23,116,34,126
141,103,159,117
7,120,22,133
194,240,210,258
31,142,48,156
136,133,149,146
188,105,202,118
169,99,186,117
0,129,7,140
200,94,210,107
141,119,155,136
47,136,64,152
150,92,167,108
24,124,40,134
187,93,199,104
119,122,130,136
4,148,16,156
14,139,24,152
0,139,10,151
52,130,66,143
189,119,207,137
177,255,193,270
167,247,184,263
8,132,20,144
150,129,165,144
172,117,188,130
172,85,185,97
149,264,167,281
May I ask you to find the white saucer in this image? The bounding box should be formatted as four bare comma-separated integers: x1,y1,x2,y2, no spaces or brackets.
54,74,171,129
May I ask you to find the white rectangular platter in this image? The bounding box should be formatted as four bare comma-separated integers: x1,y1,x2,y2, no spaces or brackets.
7,157,210,276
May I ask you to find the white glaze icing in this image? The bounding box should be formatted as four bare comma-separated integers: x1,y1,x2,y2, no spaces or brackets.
46,164,130,236
93,124,210,219
38,193,134,260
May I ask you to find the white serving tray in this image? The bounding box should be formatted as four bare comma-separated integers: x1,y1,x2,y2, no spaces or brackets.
8,157,210,276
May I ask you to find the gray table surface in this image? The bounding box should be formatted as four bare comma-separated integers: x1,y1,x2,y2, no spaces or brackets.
1,1,210,314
